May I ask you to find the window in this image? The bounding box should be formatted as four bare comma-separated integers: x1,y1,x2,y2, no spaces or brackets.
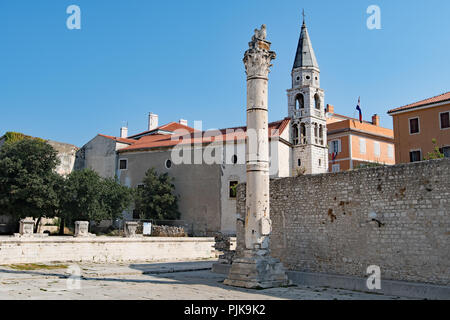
318,159,322,166
374,142,380,157
165,159,172,169
298,159,301,167
410,150,421,162
314,94,321,110
119,159,127,170
440,112,450,129
388,145,394,159
441,146,450,158
330,140,341,154
229,181,238,199
231,155,238,164
332,164,340,172
409,118,420,134
359,138,366,154
296,94,304,109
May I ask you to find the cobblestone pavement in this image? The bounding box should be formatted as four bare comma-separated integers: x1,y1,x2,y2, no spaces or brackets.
0,261,407,300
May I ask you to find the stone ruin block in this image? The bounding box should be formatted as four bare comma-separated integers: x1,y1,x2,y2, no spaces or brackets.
124,221,139,237
74,221,90,237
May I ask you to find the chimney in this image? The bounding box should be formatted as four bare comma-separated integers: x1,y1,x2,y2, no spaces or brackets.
148,113,158,131
179,119,188,126
326,104,334,114
372,114,380,126
120,126,128,138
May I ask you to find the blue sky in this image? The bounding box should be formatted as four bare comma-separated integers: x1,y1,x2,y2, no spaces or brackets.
1,0,449,147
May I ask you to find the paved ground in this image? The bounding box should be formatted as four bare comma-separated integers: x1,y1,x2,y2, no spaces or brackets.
0,260,407,300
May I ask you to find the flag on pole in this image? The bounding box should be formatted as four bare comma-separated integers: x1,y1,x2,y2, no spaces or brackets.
356,97,363,123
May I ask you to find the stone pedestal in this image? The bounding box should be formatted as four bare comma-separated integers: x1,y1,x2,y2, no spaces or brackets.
124,221,139,237
224,249,289,289
74,221,90,237
19,219,35,236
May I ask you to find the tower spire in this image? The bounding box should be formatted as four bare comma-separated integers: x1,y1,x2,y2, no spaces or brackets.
293,13,319,70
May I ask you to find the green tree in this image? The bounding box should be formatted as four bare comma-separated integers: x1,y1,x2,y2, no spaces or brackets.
0,139,60,230
101,177,134,222
134,168,180,220
424,139,445,160
59,169,133,232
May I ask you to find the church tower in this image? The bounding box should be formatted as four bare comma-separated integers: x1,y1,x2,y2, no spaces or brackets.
287,16,328,175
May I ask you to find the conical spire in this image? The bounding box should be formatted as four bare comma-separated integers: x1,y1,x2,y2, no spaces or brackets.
293,18,319,70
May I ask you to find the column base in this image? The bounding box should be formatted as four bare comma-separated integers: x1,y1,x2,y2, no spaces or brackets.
224,250,290,289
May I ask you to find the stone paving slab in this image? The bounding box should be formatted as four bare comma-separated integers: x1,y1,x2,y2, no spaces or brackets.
0,261,410,300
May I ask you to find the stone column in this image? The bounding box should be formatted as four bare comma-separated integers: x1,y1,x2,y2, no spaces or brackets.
224,25,289,289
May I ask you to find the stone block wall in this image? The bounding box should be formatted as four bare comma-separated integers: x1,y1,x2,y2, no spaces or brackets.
0,237,216,264
236,159,450,285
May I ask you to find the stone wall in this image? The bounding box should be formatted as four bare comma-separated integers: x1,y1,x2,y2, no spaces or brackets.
236,159,450,285
0,237,215,264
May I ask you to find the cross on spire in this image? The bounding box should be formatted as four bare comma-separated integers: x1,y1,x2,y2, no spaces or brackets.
302,9,306,25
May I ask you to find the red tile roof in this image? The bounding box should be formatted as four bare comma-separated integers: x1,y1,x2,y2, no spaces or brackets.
117,118,291,153
388,92,450,114
127,122,197,139
98,134,136,145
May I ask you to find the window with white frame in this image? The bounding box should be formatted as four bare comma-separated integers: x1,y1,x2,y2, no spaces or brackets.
440,111,449,129
332,164,340,172
388,144,394,159
409,117,420,134
119,159,128,170
329,139,341,154
374,142,380,157
359,138,366,154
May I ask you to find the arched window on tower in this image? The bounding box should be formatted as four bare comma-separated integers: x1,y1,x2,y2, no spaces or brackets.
314,94,321,110
292,124,299,145
296,94,304,110
319,124,324,145
314,123,318,144
300,123,306,144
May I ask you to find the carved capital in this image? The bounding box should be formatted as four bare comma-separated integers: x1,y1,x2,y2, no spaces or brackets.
244,26,276,79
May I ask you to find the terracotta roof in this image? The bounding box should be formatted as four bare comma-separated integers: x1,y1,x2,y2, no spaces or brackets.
328,112,373,125
98,134,136,145
388,92,450,114
118,118,291,153
127,122,196,139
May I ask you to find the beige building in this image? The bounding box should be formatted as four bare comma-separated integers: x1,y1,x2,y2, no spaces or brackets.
388,92,450,163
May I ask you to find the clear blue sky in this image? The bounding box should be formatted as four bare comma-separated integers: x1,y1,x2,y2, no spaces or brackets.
1,0,449,147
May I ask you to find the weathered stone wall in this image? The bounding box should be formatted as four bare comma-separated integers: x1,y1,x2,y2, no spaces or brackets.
236,159,450,285
0,237,215,264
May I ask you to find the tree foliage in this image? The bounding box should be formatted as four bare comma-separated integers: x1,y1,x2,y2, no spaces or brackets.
134,168,180,220
60,169,133,224
0,139,60,220
424,139,445,160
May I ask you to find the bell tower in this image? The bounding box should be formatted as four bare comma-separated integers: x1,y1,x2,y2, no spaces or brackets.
287,15,328,174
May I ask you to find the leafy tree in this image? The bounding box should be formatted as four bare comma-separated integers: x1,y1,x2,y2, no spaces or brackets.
0,139,61,229
100,177,134,222
424,139,445,160
59,169,133,232
134,168,180,220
